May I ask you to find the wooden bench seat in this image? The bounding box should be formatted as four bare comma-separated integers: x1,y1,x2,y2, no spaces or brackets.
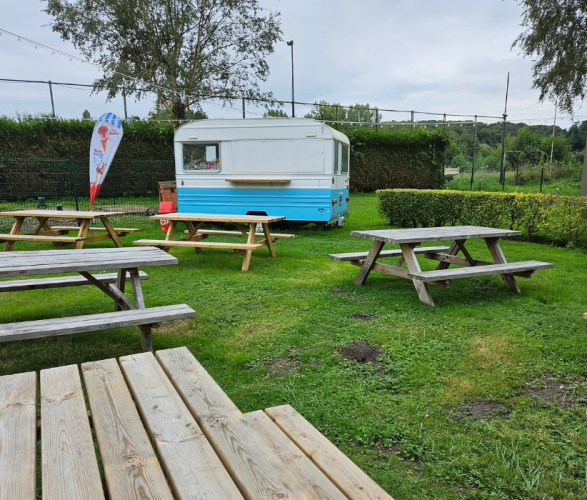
0,270,148,292
134,239,265,250
0,304,195,343
328,245,450,262
409,261,553,282
48,226,142,233
0,234,84,243
183,229,295,239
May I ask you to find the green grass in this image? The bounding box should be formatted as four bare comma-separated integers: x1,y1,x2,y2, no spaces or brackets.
447,170,582,196
2,193,587,499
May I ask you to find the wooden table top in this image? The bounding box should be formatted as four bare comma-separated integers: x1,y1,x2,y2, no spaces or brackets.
0,347,392,500
0,247,177,278
351,225,522,244
1,210,125,218
150,212,286,223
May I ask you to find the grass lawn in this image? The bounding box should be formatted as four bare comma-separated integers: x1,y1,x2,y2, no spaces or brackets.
1,193,587,499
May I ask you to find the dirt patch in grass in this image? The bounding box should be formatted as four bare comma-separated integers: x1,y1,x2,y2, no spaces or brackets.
370,442,422,472
451,401,511,422
331,288,363,302
152,318,190,334
524,372,586,409
266,356,299,378
341,341,381,364
349,313,377,321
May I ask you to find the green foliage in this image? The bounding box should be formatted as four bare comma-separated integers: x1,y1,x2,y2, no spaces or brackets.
378,189,587,244
342,127,450,192
0,117,174,159
264,108,288,117
305,101,377,123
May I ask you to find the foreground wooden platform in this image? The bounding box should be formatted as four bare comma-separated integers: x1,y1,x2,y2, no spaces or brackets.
0,347,394,500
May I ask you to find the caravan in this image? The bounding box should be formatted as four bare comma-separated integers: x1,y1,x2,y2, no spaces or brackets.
174,118,350,224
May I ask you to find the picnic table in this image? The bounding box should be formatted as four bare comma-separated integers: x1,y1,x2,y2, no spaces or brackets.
0,347,394,500
329,226,553,306
0,247,195,351
0,209,142,251
134,213,294,271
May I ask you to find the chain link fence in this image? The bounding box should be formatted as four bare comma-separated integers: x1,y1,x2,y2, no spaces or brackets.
0,157,175,230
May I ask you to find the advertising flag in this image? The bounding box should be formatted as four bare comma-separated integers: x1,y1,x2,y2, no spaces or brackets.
90,113,123,209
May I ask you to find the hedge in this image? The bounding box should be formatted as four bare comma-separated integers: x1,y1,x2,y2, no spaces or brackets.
340,127,450,192
377,189,587,245
0,118,450,191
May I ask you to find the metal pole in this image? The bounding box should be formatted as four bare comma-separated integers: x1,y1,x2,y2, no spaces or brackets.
48,81,55,117
123,89,128,120
500,72,510,187
516,151,521,186
242,97,245,119
335,105,339,122
549,101,557,171
71,157,79,211
471,115,477,190
287,40,295,118
411,110,414,131
540,167,544,193
375,108,379,132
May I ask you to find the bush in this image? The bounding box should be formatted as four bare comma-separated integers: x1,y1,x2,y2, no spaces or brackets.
377,189,587,244
340,127,450,192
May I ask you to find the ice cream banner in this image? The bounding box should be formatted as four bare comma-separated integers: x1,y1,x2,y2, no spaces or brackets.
89,113,123,209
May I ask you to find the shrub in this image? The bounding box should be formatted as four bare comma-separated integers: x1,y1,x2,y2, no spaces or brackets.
377,189,587,244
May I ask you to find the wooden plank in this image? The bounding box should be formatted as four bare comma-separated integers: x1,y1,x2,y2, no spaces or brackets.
3,216,25,252
156,346,344,500
262,223,276,257
82,358,174,500
0,372,37,500
349,260,450,287
0,271,148,292
351,226,522,244
0,304,196,343
50,226,142,232
424,252,492,267
119,352,244,500
408,261,553,281
485,237,521,293
150,213,286,223
133,239,264,250
243,410,348,500
265,405,394,500
1,210,124,218
354,240,384,286
0,234,85,243
329,246,450,262
225,179,291,183
100,217,124,248
185,229,295,239
79,271,127,303
129,268,152,352
400,244,435,306
241,223,257,272
41,364,104,500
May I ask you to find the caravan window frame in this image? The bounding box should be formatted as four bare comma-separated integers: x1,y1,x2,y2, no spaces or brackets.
341,143,349,174
333,141,340,174
181,142,221,173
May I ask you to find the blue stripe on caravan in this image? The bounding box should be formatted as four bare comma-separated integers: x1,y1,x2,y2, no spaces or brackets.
177,187,349,222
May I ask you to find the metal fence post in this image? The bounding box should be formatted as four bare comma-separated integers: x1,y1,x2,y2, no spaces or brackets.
471,115,477,190
375,108,379,132
411,110,414,131
48,81,56,118
71,156,79,211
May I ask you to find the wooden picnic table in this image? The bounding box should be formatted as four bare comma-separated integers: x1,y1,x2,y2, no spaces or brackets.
0,247,194,351
134,213,294,271
0,209,141,251
0,346,394,500
329,225,553,306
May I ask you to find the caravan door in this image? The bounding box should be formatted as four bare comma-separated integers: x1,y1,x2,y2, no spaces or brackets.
333,141,350,219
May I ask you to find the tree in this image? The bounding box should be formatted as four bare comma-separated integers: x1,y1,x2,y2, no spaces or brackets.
82,109,91,119
264,108,288,117
304,102,377,123
45,0,282,124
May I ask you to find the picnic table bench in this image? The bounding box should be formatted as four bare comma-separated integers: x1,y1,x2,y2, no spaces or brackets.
0,210,141,251
0,347,394,500
134,213,294,271
330,226,553,306
0,247,195,351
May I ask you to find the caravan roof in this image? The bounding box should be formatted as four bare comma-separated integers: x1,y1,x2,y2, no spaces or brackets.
174,118,350,145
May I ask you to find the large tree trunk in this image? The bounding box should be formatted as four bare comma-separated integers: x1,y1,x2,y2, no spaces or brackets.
582,135,587,197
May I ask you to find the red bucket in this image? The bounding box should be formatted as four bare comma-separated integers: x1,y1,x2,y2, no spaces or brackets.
159,201,175,232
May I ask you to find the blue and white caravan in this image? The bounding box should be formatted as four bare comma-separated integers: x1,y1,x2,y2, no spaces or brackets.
174,118,350,224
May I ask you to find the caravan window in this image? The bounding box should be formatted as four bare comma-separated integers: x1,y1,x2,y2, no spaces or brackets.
182,143,220,172
333,142,339,174
341,143,349,174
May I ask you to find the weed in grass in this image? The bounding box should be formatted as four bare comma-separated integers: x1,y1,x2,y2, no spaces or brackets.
266,356,300,378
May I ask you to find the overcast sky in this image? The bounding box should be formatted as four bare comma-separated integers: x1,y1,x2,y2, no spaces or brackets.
0,0,579,128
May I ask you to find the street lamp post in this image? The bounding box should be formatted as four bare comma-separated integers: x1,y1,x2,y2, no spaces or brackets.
287,40,295,117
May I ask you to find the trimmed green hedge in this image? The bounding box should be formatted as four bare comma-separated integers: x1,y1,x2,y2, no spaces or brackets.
341,127,450,192
0,118,174,159
377,189,587,245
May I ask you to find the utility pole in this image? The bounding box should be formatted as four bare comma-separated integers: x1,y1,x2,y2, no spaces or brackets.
123,88,128,120
287,40,295,118
549,101,557,171
48,81,55,117
499,72,510,188
242,98,245,119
